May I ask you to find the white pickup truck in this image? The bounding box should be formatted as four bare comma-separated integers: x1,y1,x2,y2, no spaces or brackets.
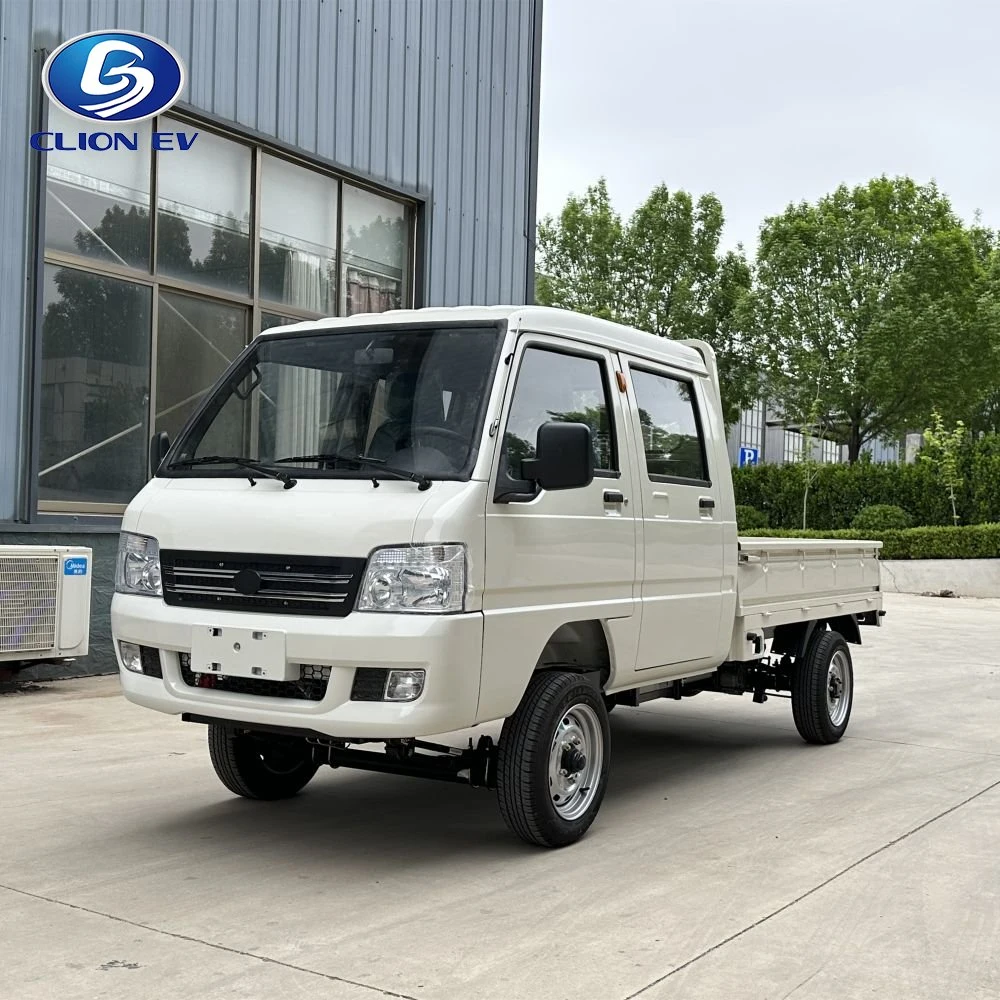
112,305,884,847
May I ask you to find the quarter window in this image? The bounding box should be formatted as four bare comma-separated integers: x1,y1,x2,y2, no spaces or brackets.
630,369,709,483
503,348,617,477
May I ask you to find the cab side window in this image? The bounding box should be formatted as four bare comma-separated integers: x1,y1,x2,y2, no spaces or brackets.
503,347,617,478
630,368,709,484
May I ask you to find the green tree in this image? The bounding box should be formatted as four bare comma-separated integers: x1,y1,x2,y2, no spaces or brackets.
535,180,758,426
535,179,624,320
753,176,996,462
920,409,966,525
967,246,1000,434
796,388,830,529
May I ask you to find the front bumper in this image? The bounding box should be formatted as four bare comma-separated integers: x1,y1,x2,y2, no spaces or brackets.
111,594,484,739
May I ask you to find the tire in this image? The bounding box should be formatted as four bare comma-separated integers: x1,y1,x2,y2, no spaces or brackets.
208,725,319,800
791,630,854,745
497,671,611,848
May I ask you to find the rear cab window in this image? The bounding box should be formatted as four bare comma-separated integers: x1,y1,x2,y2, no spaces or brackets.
628,367,711,486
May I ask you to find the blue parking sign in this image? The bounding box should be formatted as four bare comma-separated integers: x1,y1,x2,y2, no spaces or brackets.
738,447,760,468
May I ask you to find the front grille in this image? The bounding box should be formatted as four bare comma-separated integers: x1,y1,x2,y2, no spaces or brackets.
179,653,330,701
351,667,389,701
160,550,365,617
0,554,59,654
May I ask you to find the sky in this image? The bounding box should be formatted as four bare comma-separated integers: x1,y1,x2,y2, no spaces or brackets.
536,0,1000,253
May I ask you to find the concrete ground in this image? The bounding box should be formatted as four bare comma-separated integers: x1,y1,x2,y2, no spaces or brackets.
2,593,998,1000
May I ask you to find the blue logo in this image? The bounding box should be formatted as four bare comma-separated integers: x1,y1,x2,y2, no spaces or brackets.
64,557,89,577
738,447,760,468
42,30,185,124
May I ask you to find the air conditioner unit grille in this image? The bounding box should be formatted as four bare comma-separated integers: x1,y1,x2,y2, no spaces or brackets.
0,555,59,653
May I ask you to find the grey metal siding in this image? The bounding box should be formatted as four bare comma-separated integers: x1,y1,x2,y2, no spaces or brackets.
0,0,540,522
0,0,35,524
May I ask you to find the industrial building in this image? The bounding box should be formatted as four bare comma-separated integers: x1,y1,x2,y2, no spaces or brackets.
0,0,542,675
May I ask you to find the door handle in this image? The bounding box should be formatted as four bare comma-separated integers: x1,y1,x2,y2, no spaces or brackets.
699,497,716,510
603,490,627,505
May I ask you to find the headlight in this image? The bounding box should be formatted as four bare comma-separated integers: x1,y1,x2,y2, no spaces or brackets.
357,544,466,614
115,532,162,597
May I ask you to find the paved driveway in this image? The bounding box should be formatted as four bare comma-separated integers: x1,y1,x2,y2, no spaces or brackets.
2,593,998,1000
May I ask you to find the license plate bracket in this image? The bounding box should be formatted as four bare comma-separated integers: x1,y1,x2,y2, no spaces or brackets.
190,626,293,681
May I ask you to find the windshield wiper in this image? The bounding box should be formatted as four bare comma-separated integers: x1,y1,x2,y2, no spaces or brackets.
169,455,298,490
273,452,431,491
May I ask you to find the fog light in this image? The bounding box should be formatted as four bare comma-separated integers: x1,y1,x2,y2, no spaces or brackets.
119,641,143,674
384,669,425,702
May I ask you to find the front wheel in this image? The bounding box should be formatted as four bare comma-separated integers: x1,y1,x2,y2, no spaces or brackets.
208,725,319,800
791,630,854,745
497,671,611,848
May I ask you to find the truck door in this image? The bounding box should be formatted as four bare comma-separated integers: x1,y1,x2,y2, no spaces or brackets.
477,336,639,722
620,357,726,673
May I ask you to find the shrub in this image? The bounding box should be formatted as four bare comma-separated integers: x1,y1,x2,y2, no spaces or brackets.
850,504,912,532
735,505,769,531
732,436,1000,530
749,523,1000,560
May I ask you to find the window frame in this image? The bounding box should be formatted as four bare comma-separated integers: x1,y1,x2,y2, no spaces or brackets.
29,98,422,521
628,363,713,489
494,341,622,503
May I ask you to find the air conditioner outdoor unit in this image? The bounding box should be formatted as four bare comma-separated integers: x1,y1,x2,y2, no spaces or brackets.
0,545,93,667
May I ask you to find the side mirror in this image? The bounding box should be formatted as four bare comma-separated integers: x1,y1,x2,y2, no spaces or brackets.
520,421,594,491
149,431,171,477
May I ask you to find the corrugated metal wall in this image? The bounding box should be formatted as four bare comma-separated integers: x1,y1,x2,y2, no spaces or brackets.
0,0,541,521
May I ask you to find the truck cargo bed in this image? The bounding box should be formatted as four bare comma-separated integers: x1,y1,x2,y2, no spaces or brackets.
736,536,882,631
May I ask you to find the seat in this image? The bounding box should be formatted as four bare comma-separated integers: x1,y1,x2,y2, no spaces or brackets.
368,373,417,460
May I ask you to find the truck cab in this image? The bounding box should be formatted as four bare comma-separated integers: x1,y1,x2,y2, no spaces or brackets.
112,306,883,847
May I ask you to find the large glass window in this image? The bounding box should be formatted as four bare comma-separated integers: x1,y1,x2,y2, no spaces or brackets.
155,293,248,441
260,154,338,313
44,105,152,269
502,349,617,475
341,184,407,315
38,265,151,507
260,313,300,334
156,121,252,292
36,112,416,515
783,430,805,464
630,368,709,483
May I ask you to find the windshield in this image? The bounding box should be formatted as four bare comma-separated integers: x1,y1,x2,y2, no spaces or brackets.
165,323,504,481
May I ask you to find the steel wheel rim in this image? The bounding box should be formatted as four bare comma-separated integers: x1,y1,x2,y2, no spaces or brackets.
548,703,604,821
827,651,851,726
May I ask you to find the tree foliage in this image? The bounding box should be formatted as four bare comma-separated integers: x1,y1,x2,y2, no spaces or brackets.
920,409,966,525
535,179,759,426
752,176,999,461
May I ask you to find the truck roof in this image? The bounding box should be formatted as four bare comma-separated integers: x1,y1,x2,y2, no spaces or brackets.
263,305,709,376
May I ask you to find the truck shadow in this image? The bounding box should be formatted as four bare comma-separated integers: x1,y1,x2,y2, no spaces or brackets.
132,706,801,870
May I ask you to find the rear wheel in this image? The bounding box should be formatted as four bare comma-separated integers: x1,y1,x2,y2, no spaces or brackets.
208,725,318,799
497,671,611,848
791,630,854,745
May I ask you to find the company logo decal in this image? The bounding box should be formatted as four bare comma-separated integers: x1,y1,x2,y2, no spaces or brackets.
42,30,185,124
64,558,89,577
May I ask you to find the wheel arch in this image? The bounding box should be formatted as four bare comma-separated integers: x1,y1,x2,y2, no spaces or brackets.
772,615,862,662
533,619,612,689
